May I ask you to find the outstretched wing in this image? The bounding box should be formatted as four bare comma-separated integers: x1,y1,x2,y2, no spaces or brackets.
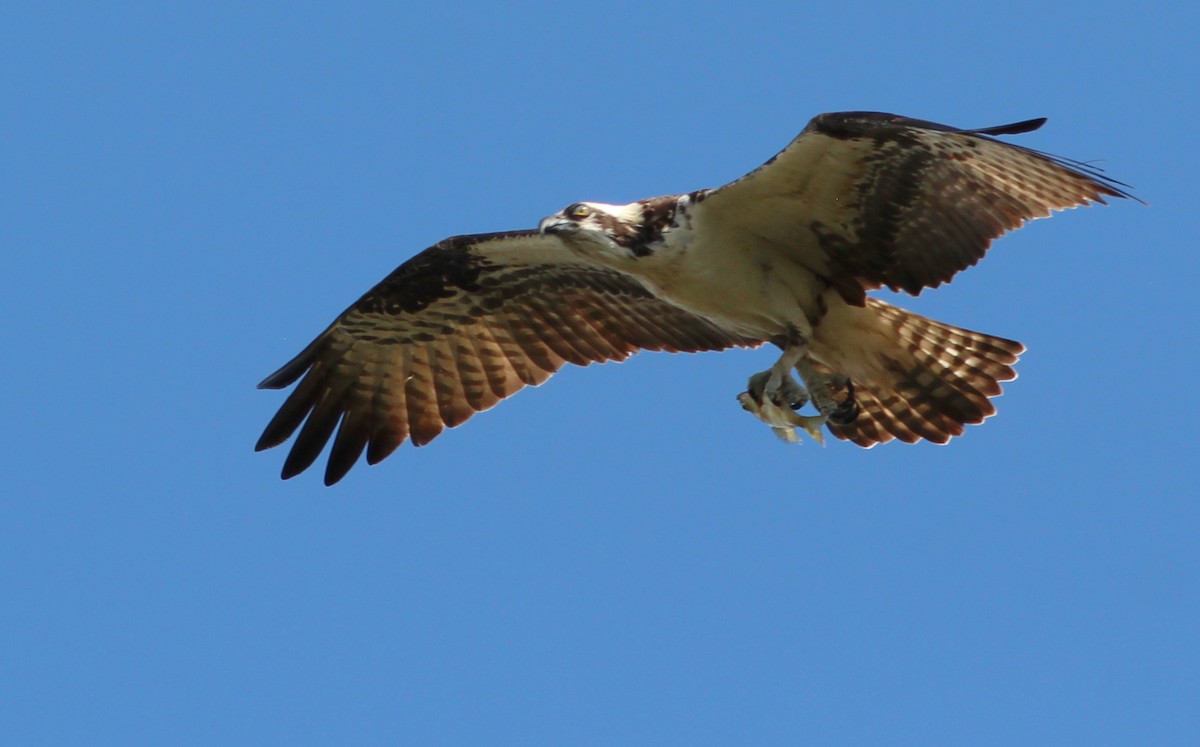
692,111,1137,303
256,230,759,484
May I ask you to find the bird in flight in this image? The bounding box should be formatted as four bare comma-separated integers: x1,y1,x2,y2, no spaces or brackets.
256,111,1134,485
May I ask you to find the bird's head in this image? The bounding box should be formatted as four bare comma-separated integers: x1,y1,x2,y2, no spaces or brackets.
538,200,663,264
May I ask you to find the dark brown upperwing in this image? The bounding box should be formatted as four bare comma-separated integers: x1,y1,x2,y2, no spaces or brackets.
256,230,759,485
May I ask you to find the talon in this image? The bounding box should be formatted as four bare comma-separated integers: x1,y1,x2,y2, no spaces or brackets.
741,345,838,445
745,370,772,405
775,374,809,411
793,360,859,425
828,377,859,425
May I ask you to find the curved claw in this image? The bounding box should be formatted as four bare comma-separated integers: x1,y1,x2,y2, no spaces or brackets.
793,362,860,426
828,377,859,426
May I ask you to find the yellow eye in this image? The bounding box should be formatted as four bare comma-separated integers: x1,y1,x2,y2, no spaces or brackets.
568,203,592,219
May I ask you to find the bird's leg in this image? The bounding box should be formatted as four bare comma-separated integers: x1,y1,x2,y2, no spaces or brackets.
745,344,809,410
738,334,829,444
794,358,859,426
740,330,859,442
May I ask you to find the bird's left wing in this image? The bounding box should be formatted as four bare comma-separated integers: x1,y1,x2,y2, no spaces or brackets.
689,111,1136,303
256,230,760,484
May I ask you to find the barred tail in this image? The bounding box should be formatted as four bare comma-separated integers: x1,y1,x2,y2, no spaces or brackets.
811,298,1024,447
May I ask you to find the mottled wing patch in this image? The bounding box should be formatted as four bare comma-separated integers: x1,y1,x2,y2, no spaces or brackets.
256,231,759,484
696,110,1136,304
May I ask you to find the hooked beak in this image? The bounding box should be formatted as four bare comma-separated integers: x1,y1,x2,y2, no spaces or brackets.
538,215,571,236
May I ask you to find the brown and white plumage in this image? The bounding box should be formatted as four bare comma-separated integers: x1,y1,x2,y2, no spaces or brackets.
256,232,757,485
257,111,1134,484
693,112,1131,303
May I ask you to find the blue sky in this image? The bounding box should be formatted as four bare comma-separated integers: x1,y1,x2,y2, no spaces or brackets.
3,2,1196,745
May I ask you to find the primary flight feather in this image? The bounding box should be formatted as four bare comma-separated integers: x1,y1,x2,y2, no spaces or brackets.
257,111,1134,485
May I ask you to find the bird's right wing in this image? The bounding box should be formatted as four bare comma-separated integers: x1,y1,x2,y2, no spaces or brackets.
256,230,761,484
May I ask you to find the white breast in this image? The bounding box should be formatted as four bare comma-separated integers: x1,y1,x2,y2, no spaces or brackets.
630,220,828,340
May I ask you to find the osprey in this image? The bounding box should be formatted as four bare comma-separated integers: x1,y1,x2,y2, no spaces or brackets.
256,111,1134,485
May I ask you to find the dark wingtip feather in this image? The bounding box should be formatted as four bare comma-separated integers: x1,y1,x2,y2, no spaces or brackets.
281,420,335,480
1017,146,1144,204
255,399,310,452
258,356,307,390
278,382,352,480
968,117,1046,136
255,363,327,452
258,336,325,389
323,413,371,486
811,112,1047,139
323,464,351,486
365,427,406,466
254,430,283,453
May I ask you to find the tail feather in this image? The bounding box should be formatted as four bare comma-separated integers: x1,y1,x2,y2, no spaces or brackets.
812,298,1024,447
